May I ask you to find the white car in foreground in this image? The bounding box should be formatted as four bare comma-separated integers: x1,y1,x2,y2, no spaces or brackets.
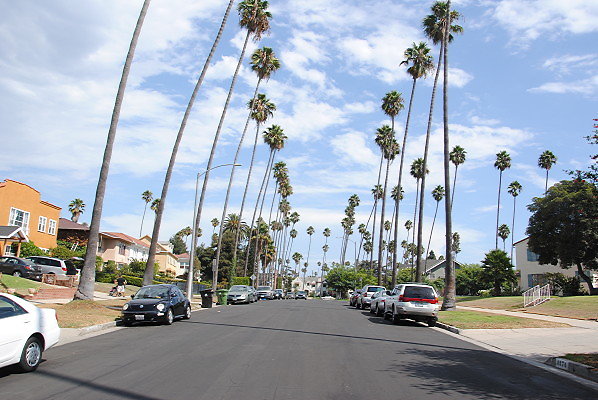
0,293,60,371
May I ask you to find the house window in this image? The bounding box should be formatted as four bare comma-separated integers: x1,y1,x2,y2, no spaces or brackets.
4,245,14,256
118,243,126,255
528,273,547,287
48,219,57,235
38,216,47,233
9,207,30,234
527,249,540,262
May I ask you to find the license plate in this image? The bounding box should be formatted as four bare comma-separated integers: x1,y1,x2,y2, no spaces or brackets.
413,302,424,307
135,314,144,320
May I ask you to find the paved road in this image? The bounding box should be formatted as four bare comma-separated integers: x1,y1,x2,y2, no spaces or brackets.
2,300,597,399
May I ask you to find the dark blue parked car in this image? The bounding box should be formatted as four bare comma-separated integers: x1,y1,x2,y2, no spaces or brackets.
122,284,191,326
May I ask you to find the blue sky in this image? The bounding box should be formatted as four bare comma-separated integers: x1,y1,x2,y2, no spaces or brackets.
1,0,597,274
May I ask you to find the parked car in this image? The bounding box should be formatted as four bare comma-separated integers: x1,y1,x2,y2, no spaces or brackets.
26,256,78,276
248,286,257,302
227,285,254,304
256,286,274,300
274,289,284,299
0,293,60,372
295,290,307,300
384,284,439,326
369,290,393,317
122,284,191,326
349,289,362,307
356,285,385,309
0,256,43,280
285,292,295,299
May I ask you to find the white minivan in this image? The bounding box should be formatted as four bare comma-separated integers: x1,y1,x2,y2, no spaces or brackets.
384,284,439,327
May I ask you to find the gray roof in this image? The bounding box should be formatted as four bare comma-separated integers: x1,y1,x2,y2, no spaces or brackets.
0,226,29,241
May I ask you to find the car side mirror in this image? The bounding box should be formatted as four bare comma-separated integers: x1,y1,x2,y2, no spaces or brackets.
131,294,135,299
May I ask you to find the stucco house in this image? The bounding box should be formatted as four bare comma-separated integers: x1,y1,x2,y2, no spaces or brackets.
0,179,61,252
98,232,150,269
396,259,462,280
139,237,181,277
292,276,323,295
514,237,598,291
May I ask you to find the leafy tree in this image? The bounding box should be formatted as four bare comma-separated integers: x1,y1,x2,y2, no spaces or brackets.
76,0,151,301
538,150,557,193
481,250,516,296
567,124,597,184
169,234,187,255
456,264,487,296
12,242,46,257
428,250,437,259
544,272,584,297
326,265,376,298
526,179,598,294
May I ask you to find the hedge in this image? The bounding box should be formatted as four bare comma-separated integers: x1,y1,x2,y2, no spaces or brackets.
230,277,251,287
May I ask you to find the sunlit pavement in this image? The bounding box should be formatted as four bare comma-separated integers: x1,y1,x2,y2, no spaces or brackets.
1,300,596,399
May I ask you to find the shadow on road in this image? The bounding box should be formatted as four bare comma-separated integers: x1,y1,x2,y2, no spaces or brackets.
182,320,471,351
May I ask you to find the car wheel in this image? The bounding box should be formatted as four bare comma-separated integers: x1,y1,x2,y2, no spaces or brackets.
123,319,133,327
164,308,174,325
376,305,384,317
13,270,22,277
18,336,43,372
427,318,436,327
183,305,192,320
392,307,402,325
383,308,391,320
369,304,376,314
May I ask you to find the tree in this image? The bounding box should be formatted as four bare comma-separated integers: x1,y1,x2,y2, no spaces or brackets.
507,181,522,261
481,249,516,296
68,199,85,223
567,123,597,184
425,186,445,263
211,218,220,237
456,264,487,296
419,0,462,288
494,150,511,249
162,0,273,288
538,150,557,193
305,226,315,272
176,226,192,250
449,145,466,208
497,224,510,252
410,158,428,273
140,190,153,236
326,265,376,298
527,179,598,294
150,198,160,214
144,0,238,286
369,184,383,270
76,0,151,300
219,47,280,277
169,234,187,255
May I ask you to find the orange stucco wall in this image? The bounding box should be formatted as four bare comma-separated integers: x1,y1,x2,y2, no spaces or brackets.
0,179,61,249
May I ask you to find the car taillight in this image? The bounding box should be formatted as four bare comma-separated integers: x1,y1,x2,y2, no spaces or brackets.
62,267,67,271
431,297,439,304
398,295,404,301
25,265,32,270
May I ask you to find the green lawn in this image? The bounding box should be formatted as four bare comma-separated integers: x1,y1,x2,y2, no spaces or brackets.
0,274,42,295
563,353,598,369
94,281,141,297
439,310,570,329
456,296,523,309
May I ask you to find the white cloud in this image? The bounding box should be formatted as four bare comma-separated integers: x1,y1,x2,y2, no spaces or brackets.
470,116,500,125
330,131,379,166
528,75,598,95
424,67,474,88
542,54,598,76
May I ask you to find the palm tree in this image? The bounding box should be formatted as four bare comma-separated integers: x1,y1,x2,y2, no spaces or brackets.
425,185,445,268
507,181,522,261
68,199,85,223
498,224,510,251
393,42,434,284
244,125,287,278
417,0,463,283
292,252,303,278
211,218,220,236
494,150,512,249
150,198,161,214
306,225,315,271
175,0,273,289
410,158,428,271
224,48,280,275
403,220,412,264
76,0,151,300
177,226,192,250
144,0,242,285
538,150,557,193
449,145,466,208
140,190,153,236
369,184,383,270
301,264,308,291
390,184,404,285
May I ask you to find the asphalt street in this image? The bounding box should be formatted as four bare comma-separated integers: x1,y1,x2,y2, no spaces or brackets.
2,299,597,399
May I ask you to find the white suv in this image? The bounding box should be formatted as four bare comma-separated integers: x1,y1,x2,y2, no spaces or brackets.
26,256,77,276
384,284,439,327
356,285,385,309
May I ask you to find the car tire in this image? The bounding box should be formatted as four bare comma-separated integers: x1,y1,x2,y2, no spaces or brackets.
183,305,192,320
123,319,133,327
383,308,391,320
376,305,384,317
164,308,174,325
427,318,436,327
13,270,22,277
392,307,402,325
369,304,376,314
18,336,43,372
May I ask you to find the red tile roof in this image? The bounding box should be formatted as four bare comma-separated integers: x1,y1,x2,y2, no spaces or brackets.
58,218,90,231
176,253,190,259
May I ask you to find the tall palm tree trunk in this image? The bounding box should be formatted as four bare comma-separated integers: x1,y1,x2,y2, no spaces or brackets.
233,122,262,276
214,81,262,276
377,158,391,285
411,181,420,273
392,78,417,287
441,0,456,311
510,196,517,261
370,155,384,270
76,0,151,300
495,170,503,250
356,205,375,265
544,169,549,194
424,201,440,273
415,39,444,283
252,154,276,276
145,1,234,286
451,164,459,208
140,203,148,237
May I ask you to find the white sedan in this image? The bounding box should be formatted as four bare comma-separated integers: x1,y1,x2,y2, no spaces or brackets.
0,293,60,372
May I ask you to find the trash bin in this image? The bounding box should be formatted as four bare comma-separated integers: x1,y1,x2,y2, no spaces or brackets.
216,289,229,305
200,289,213,308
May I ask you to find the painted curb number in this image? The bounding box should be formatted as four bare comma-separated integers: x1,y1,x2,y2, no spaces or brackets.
555,358,570,370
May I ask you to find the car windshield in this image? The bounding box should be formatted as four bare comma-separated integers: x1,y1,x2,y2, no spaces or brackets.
367,287,384,292
20,258,36,265
403,286,436,299
229,286,248,292
297,291,306,295
133,286,169,299
257,286,271,291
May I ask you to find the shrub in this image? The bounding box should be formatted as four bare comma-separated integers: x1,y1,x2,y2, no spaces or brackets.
95,272,116,284
231,277,250,287
103,261,117,274
544,272,585,296
12,242,46,257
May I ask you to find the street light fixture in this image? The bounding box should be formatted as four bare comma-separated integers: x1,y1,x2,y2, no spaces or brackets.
186,163,241,300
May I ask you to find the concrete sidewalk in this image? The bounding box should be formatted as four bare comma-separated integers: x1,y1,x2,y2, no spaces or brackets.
452,305,598,362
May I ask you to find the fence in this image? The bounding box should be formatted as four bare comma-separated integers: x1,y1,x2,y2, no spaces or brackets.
523,284,551,307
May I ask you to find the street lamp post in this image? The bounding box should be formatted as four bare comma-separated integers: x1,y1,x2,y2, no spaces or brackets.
186,163,241,300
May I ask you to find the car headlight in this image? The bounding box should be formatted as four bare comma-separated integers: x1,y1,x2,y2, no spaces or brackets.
156,303,165,311
123,303,129,311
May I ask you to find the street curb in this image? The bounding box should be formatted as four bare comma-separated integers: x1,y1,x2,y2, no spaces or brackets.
432,326,598,391
435,321,461,334
78,321,118,335
546,357,598,383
